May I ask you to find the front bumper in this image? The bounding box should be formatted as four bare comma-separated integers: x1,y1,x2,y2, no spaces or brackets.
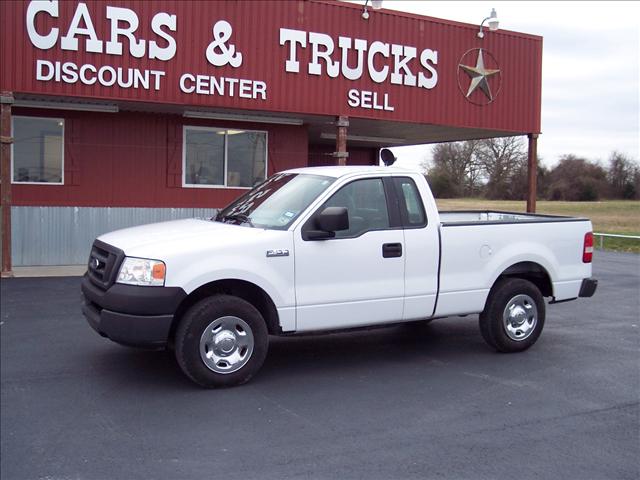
81,274,187,348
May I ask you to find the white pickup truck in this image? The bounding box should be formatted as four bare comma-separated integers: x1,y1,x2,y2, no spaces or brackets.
81,166,597,387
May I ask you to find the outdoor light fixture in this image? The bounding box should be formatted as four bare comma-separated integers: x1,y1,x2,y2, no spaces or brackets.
183,111,303,125
477,8,499,38
13,100,119,113
362,0,383,20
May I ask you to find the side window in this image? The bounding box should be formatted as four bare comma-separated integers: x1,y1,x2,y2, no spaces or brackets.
183,126,267,188
394,177,427,227
12,116,64,184
324,178,390,238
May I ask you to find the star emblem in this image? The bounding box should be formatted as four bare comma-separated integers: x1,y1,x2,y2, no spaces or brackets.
458,49,501,103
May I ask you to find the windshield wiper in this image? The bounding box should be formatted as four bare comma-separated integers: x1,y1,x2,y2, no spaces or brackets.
219,213,255,228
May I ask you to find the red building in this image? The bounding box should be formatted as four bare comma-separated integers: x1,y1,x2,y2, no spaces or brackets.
0,0,542,271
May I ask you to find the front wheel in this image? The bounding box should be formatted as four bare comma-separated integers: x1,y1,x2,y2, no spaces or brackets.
479,278,545,353
175,295,269,388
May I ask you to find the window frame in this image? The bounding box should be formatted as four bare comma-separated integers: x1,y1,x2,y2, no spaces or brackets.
181,125,268,189
11,115,65,186
302,176,402,241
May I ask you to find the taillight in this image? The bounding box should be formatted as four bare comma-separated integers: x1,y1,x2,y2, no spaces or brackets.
583,232,594,263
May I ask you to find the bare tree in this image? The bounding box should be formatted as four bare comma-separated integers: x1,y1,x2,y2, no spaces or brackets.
476,137,528,199
419,152,431,174
607,152,639,199
426,141,638,201
547,155,608,201
425,140,482,197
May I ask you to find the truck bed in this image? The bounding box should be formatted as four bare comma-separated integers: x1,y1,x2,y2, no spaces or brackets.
434,212,593,317
439,210,587,226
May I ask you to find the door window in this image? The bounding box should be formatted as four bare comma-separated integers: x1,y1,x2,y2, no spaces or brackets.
322,178,390,238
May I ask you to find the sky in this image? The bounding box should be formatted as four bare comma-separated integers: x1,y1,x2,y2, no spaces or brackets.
357,1,640,171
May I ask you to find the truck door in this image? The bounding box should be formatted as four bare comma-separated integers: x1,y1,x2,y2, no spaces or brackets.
391,176,439,320
293,177,405,331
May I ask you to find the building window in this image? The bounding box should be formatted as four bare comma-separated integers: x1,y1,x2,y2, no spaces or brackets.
183,126,267,188
12,116,64,184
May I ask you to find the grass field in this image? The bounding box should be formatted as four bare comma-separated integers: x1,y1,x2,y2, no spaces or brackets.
436,199,640,253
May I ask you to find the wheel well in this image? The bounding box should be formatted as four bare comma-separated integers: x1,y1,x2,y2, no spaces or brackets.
169,279,281,343
496,262,553,297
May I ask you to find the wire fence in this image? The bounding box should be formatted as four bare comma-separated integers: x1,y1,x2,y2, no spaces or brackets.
594,232,640,250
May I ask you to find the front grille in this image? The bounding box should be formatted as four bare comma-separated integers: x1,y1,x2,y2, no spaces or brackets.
87,240,125,290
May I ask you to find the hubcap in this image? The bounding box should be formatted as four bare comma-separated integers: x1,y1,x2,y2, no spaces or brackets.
199,316,254,374
502,294,538,341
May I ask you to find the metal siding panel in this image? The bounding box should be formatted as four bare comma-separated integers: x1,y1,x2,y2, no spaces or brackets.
1,0,542,133
11,206,219,266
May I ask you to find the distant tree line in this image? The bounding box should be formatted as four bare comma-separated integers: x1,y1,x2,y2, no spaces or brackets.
422,137,640,201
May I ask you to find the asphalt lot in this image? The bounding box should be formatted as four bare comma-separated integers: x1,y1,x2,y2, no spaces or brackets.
1,251,638,480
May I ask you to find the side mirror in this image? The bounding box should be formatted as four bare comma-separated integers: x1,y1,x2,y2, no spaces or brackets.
305,207,349,240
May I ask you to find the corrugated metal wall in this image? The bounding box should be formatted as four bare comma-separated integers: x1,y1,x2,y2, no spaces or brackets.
11,206,218,266
11,110,309,208
0,0,543,133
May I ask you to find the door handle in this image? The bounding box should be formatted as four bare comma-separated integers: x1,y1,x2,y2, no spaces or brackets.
382,242,402,258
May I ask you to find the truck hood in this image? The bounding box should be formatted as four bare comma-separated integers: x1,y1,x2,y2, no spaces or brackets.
97,218,270,257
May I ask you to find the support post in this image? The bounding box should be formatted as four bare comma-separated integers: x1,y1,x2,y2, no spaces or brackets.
526,133,538,213
1,93,13,277
333,115,349,166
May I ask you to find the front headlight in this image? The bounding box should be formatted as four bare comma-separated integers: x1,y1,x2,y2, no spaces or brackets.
116,257,166,286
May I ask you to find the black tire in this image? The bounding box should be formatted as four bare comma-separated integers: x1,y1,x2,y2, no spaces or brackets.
175,295,269,388
479,278,545,353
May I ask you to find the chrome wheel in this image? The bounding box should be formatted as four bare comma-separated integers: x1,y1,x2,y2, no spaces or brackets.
199,316,254,374
502,294,538,341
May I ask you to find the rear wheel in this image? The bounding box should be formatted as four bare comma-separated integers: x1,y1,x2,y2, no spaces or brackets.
175,295,268,387
479,278,545,353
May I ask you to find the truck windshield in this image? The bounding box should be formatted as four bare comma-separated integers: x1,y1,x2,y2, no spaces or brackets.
215,173,335,229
